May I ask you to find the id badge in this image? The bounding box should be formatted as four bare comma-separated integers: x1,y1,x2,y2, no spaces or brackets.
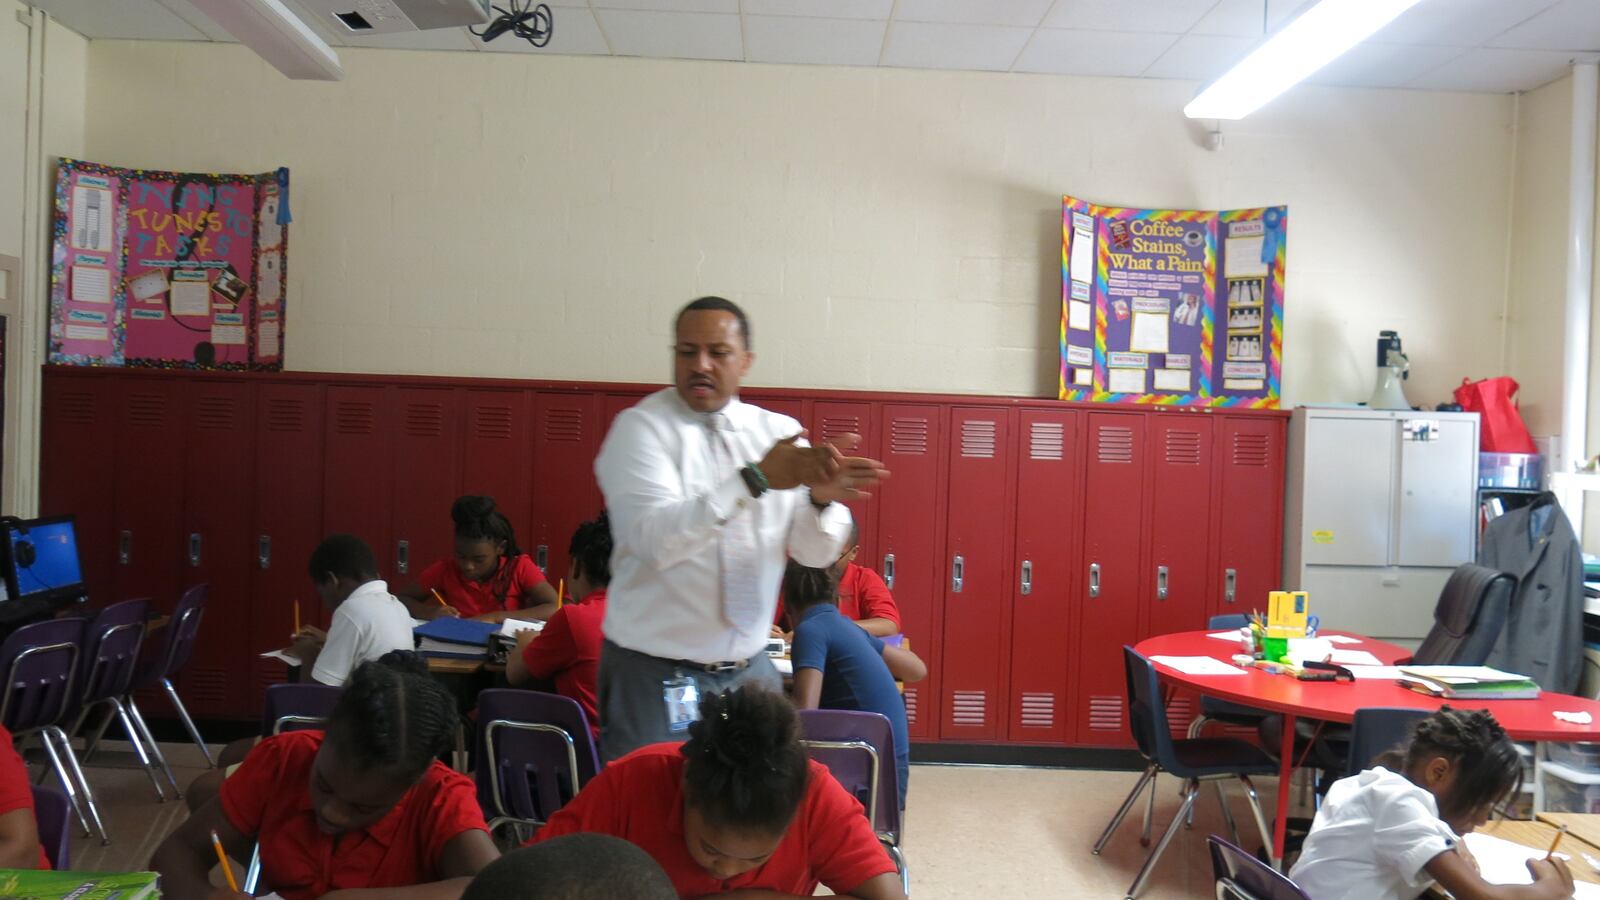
662,673,701,734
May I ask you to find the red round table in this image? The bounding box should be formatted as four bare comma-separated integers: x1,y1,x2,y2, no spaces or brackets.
1134,630,1600,868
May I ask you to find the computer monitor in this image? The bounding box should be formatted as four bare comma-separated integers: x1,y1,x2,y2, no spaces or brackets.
5,515,85,606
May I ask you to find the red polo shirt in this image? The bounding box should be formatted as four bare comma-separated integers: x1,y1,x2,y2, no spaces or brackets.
220,731,488,900
776,562,902,631
0,725,49,869
418,552,548,619
532,743,895,896
520,589,607,737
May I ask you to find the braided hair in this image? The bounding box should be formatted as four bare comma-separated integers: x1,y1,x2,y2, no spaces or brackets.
1396,706,1522,822
568,511,613,587
461,835,675,900
680,686,809,835
783,560,838,616
452,495,522,600
324,650,459,781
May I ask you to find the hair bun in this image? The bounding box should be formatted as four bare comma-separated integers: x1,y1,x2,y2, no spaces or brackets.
375,649,430,677
451,495,497,525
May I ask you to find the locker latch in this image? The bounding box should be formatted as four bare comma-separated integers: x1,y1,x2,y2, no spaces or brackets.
397,540,410,576
537,544,548,570
882,553,895,590
258,535,271,570
188,533,202,568
1089,563,1100,598
118,531,131,566
1020,560,1032,596
1224,568,1237,604
1156,565,1168,601
951,555,964,593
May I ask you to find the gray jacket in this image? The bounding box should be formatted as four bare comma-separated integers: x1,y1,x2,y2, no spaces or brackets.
1480,493,1584,694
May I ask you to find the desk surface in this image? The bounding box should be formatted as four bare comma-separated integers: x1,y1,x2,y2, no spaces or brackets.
1537,814,1600,855
1134,631,1600,741
1478,820,1600,885
425,657,503,675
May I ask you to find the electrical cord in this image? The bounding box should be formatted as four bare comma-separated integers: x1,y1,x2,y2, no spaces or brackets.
472,0,553,47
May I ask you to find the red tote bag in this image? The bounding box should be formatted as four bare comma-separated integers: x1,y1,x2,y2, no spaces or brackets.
1455,377,1538,453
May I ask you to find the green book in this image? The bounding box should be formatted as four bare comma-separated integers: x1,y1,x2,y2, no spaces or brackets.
0,870,158,898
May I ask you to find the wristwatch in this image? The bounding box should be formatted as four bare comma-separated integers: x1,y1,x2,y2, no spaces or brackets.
740,463,770,498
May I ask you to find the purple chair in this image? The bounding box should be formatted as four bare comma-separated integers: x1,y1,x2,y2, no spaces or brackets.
121,584,213,795
0,618,103,843
474,689,600,837
260,683,341,735
1209,835,1311,900
797,709,907,895
31,785,70,870
69,599,167,803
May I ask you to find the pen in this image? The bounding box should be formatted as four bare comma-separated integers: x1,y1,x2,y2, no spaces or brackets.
1546,824,1568,859
211,829,239,892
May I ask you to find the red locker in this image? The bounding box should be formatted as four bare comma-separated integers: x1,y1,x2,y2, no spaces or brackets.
390,388,462,582
530,392,603,586
111,378,185,612
179,381,256,718
875,405,944,741
1074,412,1146,747
1147,416,1215,739
601,392,645,440
323,386,394,574
939,407,1013,741
462,390,534,553
251,383,324,709
1007,409,1081,744
747,395,806,427
809,402,879,562
1212,416,1287,617
38,374,117,601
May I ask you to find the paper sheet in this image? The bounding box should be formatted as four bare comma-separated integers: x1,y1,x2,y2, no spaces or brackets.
1153,369,1189,392
71,265,111,304
1129,311,1170,354
259,649,302,666
129,270,169,301
1072,368,1092,386
63,324,108,342
1225,235,1266,278
1400,666,1529,683
258,320,280,357
1325,635,1362,644
498,618,545,638
211,324,247,345
1108,368,1146,394
1328,649,1384,667
1069,228,1094,284
1207,630,1248,643
1461,832,1583,888
258,251,282,305
1347,666,1405,680
71,185,112,252
1068,300,1091,331
1066,344,1093,367
773,658,793,676
170,271,210,316
1149,655,1247,676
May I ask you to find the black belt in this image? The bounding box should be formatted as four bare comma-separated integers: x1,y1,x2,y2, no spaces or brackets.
672,656,753,674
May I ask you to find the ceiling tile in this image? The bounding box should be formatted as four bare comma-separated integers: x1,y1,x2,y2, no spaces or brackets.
347,28,479,51
1013,28,1178,76
1376,0,1559,48
1141,33,1256,81
745,15,886,66
31,0,209,40
881,21,1033,71
1190,0,1315,38
592,0,739,11
893,0,1054,28
1302,41,1463,87
1045,0,1218,34
1407,46,1576,91
594,9,744,60
475,7,610,54
743,0,893,18
1486,0,1600,51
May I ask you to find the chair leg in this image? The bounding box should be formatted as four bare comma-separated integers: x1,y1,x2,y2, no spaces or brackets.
1187,714,1211,739
1213,779,1241,847
1093,764,1157,855
126,696,182,799
77,702,118,766
1140,772,1159,846
47,727,107,844
1125,778,1199,900
1236,775,1276,865
34,731,90,836
885,839,910,897
162,678,215,768
109,698,167,803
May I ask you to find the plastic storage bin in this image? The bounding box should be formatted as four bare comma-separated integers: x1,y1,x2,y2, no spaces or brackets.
1544,775,1600,814
1479,452,1543,489
1546,742,1600,770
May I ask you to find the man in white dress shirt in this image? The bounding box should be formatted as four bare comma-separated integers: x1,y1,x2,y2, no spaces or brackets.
594,296,888,760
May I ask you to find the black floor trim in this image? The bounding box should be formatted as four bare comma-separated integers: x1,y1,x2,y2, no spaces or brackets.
910,743,1144,770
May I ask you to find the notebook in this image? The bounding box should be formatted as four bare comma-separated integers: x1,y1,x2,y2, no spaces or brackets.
414,618,498,658
0,870,159,898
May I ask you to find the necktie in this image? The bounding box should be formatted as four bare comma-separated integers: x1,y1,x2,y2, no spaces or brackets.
708,413,762,632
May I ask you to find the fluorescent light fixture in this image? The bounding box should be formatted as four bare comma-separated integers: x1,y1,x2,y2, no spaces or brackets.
1184,0,1424,120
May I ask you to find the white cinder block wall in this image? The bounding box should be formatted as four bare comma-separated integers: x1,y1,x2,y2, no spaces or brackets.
78,42,1516,404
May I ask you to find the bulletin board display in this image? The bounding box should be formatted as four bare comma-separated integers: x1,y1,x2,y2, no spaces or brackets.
48,158,288,370
1058,194,1286,408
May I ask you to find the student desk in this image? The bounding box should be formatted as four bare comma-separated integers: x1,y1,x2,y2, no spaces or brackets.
1537,813,1600,857
425,657,504,676
1419,820,1600,895
1134,630,1600,871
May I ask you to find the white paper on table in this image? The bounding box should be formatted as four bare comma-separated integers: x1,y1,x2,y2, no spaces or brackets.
1207,630,1248,644
1324,635,1362,644
1286,637,1334,667
772,658,793,676
1150,655,1247,676
1347,666,1405,680
1400,665,1529,684
1328,649,1384,667
259,649,302,666
1461,832,1575,887
498,618,545,638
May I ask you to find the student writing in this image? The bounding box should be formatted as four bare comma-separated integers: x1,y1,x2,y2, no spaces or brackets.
152,651,500,900
398,495,558,623
532,685,906,899
295,534,416,688
1290,707,1573,900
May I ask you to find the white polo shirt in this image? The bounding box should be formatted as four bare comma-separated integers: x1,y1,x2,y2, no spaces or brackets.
311,580,415,687
1290,767,1461,900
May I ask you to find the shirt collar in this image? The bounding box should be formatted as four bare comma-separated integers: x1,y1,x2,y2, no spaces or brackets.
669,388,744,427
799,604,838,623
347,579,390,600
294,767,418,850
579,588,608,606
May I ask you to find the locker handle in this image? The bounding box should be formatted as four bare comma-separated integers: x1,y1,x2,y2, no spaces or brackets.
882,553,895,590
258,535,271,570
118,531,131,566
1020,560,1032,596
188,533,202,568
1089,563,1100,599
536,544,549,570
951,555,964,593
1224,568,1237,604
397,540,410,576
1156,565,1168,601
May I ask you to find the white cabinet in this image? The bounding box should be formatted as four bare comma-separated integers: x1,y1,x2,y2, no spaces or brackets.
1283,408,1479,641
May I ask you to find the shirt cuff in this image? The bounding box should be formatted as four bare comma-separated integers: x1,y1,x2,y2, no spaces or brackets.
708,470,757,525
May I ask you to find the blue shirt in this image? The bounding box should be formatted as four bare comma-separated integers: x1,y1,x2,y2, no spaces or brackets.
790,604,910,798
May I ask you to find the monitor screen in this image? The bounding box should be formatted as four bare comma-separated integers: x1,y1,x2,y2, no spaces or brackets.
10,518,83,600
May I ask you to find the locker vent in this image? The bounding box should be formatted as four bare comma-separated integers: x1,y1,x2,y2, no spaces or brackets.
1029,421,1064,460
889,417,929,455
473,405,515,440
1165,696,1195,738
1020,692,1056,728
125,392,166,428
405,403,445,438
1087,695,1124,732
1164,430,1203,465
59,391,95,426
265,397,306,433
903,688,918,727
185,667,228,708
334,400,375,435
951,691,987,726
194,395,237,430
256,664,288,690
1233,433,1270,467
960,420,997,459
544,408,584,443
821,416,861,443
1096,426,1134,464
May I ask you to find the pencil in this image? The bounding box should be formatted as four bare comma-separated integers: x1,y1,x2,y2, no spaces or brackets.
293,599,301,635
211,829,239,892
557,579,565,608
1546,824,1568,859
430,588,448,608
